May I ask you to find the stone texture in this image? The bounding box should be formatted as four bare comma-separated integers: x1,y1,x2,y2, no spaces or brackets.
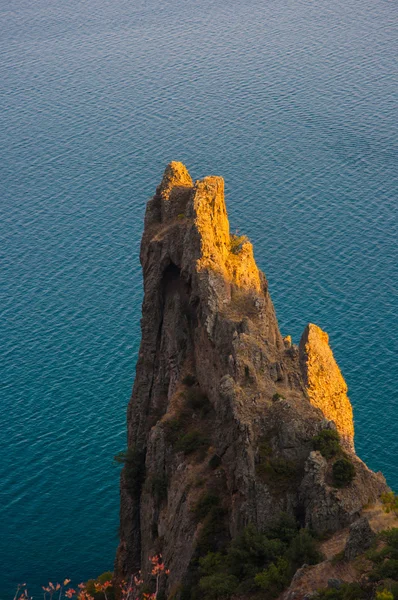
328,578,343,589
299,323,355,449
281,503,398,600
115,163,388,596
299,451,386,533
344,516,376,560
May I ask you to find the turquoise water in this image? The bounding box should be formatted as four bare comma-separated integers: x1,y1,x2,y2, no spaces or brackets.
1,0,397,596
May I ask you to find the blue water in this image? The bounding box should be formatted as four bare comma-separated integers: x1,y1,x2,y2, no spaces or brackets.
1,0,397,596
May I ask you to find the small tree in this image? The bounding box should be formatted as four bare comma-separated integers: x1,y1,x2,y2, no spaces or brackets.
199,574,239,599
287,529,323,567
254,558,291,598
312,429,341,459
332,458,355,487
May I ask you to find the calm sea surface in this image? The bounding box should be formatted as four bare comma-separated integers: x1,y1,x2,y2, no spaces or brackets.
1,0,397,596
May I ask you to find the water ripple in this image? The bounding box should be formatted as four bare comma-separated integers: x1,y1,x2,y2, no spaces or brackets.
1,0,397,596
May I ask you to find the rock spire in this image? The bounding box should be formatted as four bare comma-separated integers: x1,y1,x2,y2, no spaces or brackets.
116,163,387,598
300,323,355,449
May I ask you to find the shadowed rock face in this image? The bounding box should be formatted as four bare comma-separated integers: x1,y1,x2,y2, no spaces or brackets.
116,163,387,595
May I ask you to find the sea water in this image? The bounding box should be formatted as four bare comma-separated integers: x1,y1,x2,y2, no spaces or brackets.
1,0,397,596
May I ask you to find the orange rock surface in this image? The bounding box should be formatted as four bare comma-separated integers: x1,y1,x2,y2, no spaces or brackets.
300,323,355,447
193,174,261,291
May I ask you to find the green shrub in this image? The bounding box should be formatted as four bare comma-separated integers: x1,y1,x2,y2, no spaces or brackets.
287,529,324,567
254,557,291,598
268,457,297,480
114,448,138,465
314,582,370,599
258,457,298,490
386,583,398,599
384,528,398,551
376,590,394,600
268,513,300,545
151,474,168,502
176,430,209,455
256,440,297,490
272,393,285,401
230,233,249,254
209,454,222,470
183,374,197,386
195,506,229,557
85,572,114,600
368,528,398,585
199,552,228,576
114,448,145,494
313,429,341,459
163,418,185,445
331,550,346,564
258,440,272,460
227,524,285,580
97,572,113,584
381,492,398,515
85,580,98,597
369,529,398,563
164,404,210,456
190,515,323,600
193,493,220,522
372,546,394,563
332,458,356,487
186,388,212,416
198,573,239,599
255,444,271,479
371,559,398,581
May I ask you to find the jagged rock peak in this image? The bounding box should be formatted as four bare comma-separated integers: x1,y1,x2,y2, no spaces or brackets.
145,161,261,291
158,161,193,202
299,323,355,448
116,164,388,599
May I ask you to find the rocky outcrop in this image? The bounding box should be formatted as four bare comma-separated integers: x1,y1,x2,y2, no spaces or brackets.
280,503,398,600
299,451,385,533
299,324,354,449
116,163,388,597
344,516,375,560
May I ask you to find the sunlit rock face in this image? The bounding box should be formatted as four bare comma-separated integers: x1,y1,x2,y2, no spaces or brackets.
299,323,355,449
115,163,387,597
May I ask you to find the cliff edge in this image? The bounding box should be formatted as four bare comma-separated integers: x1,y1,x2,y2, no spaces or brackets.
116,163,387,599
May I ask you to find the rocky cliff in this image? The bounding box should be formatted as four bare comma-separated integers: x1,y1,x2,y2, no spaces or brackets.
299,324,355,450
116,163,388,599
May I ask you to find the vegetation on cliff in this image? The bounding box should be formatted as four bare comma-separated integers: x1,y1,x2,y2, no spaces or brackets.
313,525,398,600
193,516,323,600
312,429,356,487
